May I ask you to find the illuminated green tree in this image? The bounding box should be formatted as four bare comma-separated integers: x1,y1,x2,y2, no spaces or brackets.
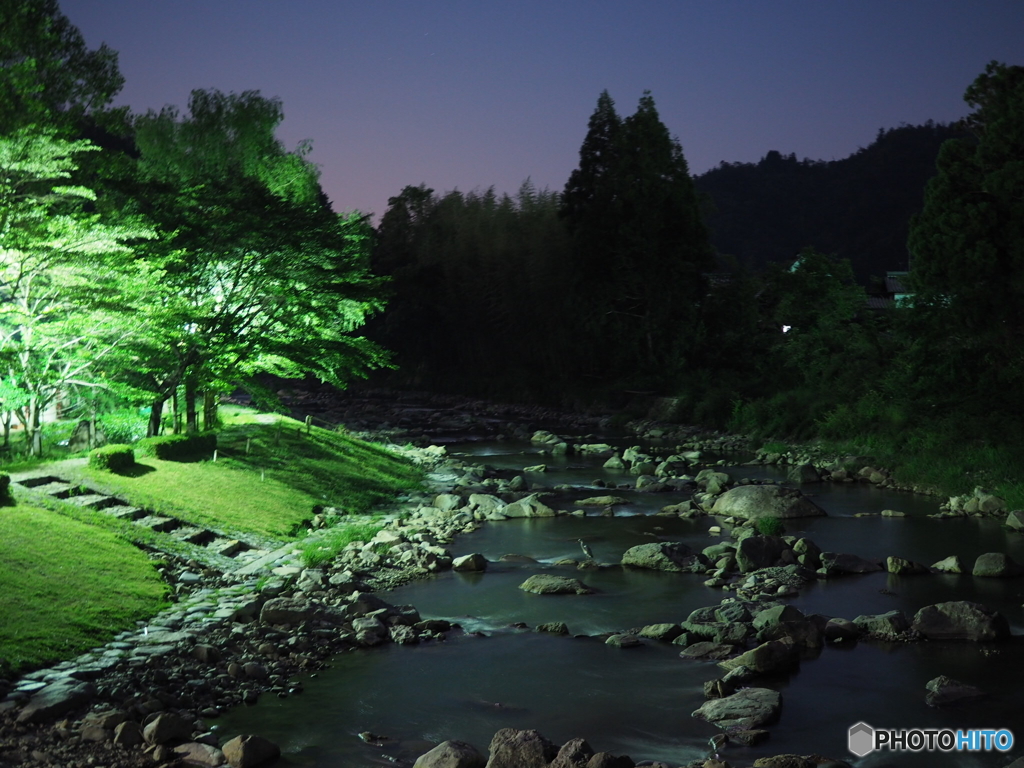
128,89,388,434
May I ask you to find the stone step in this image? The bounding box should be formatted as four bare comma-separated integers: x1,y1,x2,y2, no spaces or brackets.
135,515,181,534
103,505,146,521
31,481,74,498
174,528,215,546
64,493,119,510
210,538,248,557
12,475,65,489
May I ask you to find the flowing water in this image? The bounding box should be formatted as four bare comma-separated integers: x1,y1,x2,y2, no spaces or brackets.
218,433,1024,767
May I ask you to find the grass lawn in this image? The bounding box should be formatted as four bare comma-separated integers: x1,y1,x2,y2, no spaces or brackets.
72,409,425,543
0,505,167,676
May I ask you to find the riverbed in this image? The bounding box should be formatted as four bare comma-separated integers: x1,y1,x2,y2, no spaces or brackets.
218,427,1024,767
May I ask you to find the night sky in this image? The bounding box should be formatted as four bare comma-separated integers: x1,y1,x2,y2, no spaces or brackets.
62,0,1024,221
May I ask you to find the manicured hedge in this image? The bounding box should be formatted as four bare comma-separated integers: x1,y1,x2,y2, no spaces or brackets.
0,472,11,504
88,444,136,472
136,432,217,461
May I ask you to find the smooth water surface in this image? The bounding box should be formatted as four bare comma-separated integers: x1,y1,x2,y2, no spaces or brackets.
217,438,1024,767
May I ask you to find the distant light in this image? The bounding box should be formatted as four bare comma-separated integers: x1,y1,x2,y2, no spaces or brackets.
782,325,791,333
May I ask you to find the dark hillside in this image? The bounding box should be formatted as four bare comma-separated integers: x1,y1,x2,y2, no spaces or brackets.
694,122,965,283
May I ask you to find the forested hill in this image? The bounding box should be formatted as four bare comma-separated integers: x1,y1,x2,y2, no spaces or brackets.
694,121,965,284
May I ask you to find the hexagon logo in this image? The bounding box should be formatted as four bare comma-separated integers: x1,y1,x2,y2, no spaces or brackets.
849,722,875,757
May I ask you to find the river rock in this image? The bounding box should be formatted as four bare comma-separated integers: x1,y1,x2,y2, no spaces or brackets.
787,464,820,484
143,711,192,745
575,495,629,507
537,622,570,635
485,728,558,768
911,601,1010,641
931,555,964,573
113,720,145,747
752,604,804,630
621,542,700,572
605,634,642,648
852,610,909,638
710,485,826,520
886,556,929,575
453,553,488,572
173,742,226,767
751,756,817,768
221,734,281,768
549,737,594,768
925,675,987,707
502,494,556,518
819,552,884,575
259,597,319,625
16,679,96,724
823,618,860,642
639,623,683,642
679,642,735,660
972,552,1024,577
718,637,799,675
414,740,486,768
692,687,782,729
468,494,505,516
519,574,594,595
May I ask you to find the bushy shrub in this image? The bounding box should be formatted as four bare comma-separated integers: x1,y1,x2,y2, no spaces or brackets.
0,472,12,505
756,516,785,536
88,444,136,472
136,433,217,461
97,409,148,444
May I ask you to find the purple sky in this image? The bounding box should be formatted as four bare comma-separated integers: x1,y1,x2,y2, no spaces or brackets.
63,0,1024,221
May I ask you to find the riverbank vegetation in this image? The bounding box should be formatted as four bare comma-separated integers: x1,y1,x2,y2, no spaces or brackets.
368,63,1024,509
0,505,168,674
0,407,422,676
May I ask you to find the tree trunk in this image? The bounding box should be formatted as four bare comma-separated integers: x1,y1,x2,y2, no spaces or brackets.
148,398,165,437
203,391,217,431
185,377,198,433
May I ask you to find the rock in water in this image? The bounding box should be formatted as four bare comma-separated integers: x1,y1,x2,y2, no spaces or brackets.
691,687,782,730
485,728,558,768
710,485,826,520
620,542,699,572
413,740,486,768
925,675,987,707
221,734,281,768
518,574,594,595
911,601,1010,642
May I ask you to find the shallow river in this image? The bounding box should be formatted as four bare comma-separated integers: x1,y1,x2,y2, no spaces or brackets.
219,435,1024,767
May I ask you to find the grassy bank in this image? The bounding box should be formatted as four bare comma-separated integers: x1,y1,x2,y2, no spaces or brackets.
0,506,168,676
0,406,424,677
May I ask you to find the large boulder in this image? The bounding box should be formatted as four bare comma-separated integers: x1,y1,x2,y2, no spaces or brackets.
414,740,486,768
143,712,192,746
718,637,800,675
853,610,909,638
453,553,488,572
221,734,281,768
710,485,826,520
502,494,556,518
972,552,1024,577
911,601,1010,642
819,552,884,575
519,574,594,595
925,675,987,707
549,737,594,768
620,542,701,572
16,679,96,724
485,728,558,768
691,687,782,730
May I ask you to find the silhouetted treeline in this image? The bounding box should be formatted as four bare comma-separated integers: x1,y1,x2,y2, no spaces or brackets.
694,122,965,284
